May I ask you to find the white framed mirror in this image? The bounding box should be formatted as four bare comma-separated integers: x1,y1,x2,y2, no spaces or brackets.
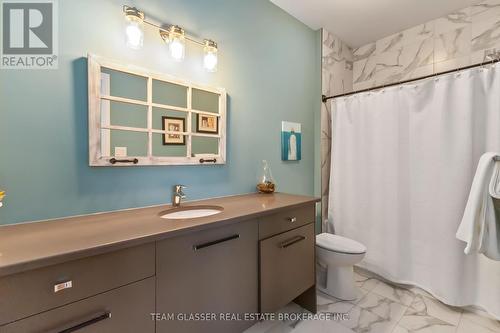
87,54,226,166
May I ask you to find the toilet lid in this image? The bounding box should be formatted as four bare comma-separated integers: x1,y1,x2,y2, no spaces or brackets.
316,233,366,254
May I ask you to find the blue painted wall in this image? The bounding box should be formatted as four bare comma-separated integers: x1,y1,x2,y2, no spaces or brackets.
0,0,321,225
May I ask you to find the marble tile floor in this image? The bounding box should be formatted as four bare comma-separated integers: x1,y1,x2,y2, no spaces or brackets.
244,269,500,333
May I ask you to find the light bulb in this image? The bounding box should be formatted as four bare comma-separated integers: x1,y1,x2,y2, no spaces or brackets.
203,53,217,71
126,21,143,49
203,40,218,72
162,26,186,61
169,37,185,61
160,27,186,61
124,6,144,50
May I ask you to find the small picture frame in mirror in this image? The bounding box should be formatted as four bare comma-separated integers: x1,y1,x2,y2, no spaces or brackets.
196,114,218,134
162,116,185,145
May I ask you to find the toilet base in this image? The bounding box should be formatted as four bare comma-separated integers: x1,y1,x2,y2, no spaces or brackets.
321,265,357,301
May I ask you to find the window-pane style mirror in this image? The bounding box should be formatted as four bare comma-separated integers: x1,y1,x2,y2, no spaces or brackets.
88,54,226,166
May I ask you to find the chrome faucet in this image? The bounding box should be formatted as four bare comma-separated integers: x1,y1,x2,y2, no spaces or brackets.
172,185,187,207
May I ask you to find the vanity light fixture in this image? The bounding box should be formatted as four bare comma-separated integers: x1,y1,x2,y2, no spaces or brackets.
203,39,218,72
123,5,219,72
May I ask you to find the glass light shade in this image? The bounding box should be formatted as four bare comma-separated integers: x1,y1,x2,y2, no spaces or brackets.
203,42,218,72
169,37,185,61
125,18,144,49
166,26,186,61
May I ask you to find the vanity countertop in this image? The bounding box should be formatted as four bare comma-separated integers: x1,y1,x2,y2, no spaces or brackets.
0,192,319,277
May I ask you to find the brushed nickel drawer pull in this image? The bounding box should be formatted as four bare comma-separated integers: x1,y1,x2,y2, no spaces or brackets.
193,234,240,251
58,312,111,333
287,217,297,223
280,235,306,248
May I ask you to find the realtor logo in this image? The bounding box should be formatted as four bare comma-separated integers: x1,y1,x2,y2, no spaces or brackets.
1,0,58,69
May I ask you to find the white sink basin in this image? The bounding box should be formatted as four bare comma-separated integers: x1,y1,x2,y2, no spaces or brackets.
159,206,223,219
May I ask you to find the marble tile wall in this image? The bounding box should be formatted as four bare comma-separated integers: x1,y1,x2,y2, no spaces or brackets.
321,29,353,232
352,0,500,91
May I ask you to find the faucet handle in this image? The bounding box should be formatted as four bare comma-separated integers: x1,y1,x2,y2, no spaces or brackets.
174,185,187,198
172,185,187,206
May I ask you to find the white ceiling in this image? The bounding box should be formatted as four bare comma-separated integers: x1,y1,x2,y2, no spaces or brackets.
270,0,480,48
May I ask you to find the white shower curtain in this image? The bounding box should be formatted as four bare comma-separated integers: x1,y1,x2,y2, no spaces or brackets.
329,66,500,319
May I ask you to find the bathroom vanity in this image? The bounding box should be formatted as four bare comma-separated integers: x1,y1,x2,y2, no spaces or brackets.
0,193,318,333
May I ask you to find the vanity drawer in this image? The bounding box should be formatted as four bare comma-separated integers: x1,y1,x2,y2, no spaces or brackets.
0,243,155,325
0,277,155,333
259,204,315,239
260,223,315,313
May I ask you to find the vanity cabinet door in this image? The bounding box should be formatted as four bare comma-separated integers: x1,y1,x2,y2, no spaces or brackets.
0,277,155,333
156,219,258,333
260,223,315,313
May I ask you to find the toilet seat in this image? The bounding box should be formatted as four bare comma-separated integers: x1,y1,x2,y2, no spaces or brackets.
316,233,366,254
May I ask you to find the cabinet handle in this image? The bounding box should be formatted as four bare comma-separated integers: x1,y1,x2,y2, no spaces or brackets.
193,234,240,251
280,235,306,248
287,217,297,223
57,312,111,333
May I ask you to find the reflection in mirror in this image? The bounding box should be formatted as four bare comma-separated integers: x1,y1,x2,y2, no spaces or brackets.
108,101,147,128
101,67,147,102
192,136,219,156
101,129,148,157
192,88,219,113
152,133,187,157
152,80,188,108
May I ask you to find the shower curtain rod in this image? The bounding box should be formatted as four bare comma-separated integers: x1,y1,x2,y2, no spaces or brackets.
322,57,500,103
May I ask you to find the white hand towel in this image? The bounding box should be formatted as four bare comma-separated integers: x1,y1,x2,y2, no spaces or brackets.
456,152,500,260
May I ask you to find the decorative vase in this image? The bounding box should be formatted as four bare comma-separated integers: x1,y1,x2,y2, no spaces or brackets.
0,190,5,208
256,160,276,193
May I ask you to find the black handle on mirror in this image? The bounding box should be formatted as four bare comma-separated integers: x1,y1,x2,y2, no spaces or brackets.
109,158,139,165
199,158,217,164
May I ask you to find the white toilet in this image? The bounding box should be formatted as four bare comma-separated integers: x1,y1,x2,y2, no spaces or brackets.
316,233,367,301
